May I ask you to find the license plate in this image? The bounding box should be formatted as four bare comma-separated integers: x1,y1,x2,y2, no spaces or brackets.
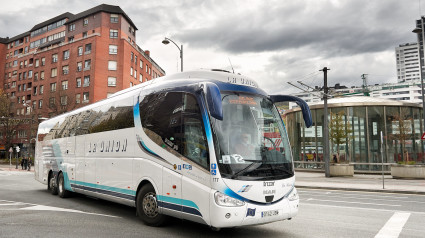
261,210,279,217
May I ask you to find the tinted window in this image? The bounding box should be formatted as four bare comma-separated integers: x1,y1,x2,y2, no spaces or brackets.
40,98,134,140
139,92,209,169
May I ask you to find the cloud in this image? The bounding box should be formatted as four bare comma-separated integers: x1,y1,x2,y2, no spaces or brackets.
0,0,420,96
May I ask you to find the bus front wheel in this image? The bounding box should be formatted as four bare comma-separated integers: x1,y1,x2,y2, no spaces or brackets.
136,184,166,226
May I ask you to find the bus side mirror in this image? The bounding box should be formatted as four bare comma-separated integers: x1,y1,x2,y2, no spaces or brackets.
204,83,223,120
269,95,312,128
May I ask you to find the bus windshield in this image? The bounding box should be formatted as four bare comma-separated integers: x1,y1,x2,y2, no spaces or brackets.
212,92,293,181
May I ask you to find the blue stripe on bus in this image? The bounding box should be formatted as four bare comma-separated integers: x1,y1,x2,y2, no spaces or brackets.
157,195,200,210
70,180,136,196
71,184,135,201
157,195,202,217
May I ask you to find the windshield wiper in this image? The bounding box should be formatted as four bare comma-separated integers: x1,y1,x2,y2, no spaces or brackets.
231,161,262,179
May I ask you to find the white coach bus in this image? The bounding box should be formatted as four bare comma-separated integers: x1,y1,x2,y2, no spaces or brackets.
35,70,312,229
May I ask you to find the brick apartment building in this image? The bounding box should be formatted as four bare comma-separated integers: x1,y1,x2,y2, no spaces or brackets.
0,4,165,157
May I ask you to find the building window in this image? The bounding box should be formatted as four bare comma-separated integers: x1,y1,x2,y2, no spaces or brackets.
110,29,118,38
77,62,82,72
68,24,75,32
109,45,117,54
130,67,133,76
146,64,148,72
49,97,56,108
76,94,80,104
76,78,81,88
131,52,134,61
50,83,57,92
83,76,90,87
34,72,38,80
78,47,83,56
110,14,119,23
51,68,57,78
108,77,116,87
84,59,91,70
60,95,68,105
40,85,44,94
68,36,74,43
85,43,91,54
41,57,45,66
108,61,117,70
39,99,43,109
61,80,68,90
35,59,39,67
40,71,45,80
52,54,58,63
62,65,69,75
63,50,70,60
83,31,87,38
83,92,89,103
83,18,89,26
28,70,33,78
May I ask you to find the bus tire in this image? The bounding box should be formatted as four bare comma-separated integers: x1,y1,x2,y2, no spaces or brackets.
58,172,71,198
48,172,58,195
136,184,166,226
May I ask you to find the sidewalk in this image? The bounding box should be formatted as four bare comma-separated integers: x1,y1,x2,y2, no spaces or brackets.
295,171,425,195
0,163,33,173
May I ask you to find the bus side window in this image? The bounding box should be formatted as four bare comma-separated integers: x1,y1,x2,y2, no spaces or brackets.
181,94,209,169
139,92,209,169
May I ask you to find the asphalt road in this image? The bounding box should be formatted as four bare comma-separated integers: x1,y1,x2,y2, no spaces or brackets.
0,170,424,238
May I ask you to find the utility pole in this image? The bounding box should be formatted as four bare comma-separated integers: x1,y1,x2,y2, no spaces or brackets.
321,67,331,177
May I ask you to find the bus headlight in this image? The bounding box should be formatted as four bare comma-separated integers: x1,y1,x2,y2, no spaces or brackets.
214,191,245,207
287,188,299,201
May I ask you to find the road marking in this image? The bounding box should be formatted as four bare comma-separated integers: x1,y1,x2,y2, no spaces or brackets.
306,198,401,207
375,212,410,238
299,190,410,199
0,200,120,218
298,188,425,197
20,205,120,218
302,202,425,216
301,194,425,204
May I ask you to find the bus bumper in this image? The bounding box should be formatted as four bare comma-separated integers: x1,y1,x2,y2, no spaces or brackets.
209,188,299,228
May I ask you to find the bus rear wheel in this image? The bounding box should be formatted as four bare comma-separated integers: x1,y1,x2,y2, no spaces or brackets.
58,172,71,198
136,184,166,226
48,172,58,195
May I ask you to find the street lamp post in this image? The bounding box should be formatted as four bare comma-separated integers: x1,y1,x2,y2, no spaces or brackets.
162,37,183,72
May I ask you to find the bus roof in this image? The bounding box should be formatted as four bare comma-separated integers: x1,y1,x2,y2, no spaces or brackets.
39,70,268,125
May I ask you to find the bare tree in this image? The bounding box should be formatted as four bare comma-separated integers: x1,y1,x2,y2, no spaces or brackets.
388,108,412,164
0,90,25,158
329,111,353,163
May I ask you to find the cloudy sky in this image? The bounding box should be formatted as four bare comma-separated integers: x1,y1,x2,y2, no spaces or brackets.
0,0,421,94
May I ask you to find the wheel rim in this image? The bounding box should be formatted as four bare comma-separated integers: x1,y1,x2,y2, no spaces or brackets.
58,176,63,194
142,192,158,218
49,177,54,190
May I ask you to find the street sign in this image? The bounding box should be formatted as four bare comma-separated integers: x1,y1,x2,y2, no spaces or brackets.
422,132,425,140
16,146,20,152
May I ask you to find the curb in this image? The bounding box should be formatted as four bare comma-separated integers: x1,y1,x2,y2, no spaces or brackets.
296,185,425,196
